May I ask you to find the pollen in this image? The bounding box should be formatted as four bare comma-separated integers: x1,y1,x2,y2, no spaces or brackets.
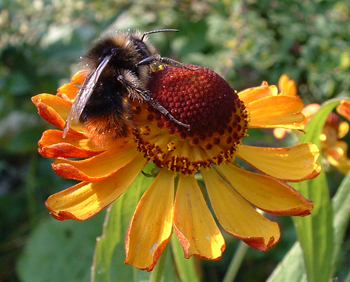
132,65,248,175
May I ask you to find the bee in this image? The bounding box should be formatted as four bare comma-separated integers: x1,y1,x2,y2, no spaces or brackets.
62,29,191,146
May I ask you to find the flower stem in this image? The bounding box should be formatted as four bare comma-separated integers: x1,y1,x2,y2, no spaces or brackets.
344,270,350,282
222,241,249,282
150,243,169,282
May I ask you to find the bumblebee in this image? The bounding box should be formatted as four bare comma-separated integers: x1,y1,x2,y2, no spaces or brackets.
62,29,190,146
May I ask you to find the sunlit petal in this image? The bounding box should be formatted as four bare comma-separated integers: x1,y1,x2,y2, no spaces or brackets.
70,70,87,85
38,130,104,158
248,95,304,128
173,174,225,259
238,82,273,104
32,94,70,128
32,94,82,132
202,169,280,251
125,169,175,271
337,100,350,121
52,144,138,181
278,74,297,96
237,144,321,181
57,83,80,100
46,155,147,221
218,163,313,216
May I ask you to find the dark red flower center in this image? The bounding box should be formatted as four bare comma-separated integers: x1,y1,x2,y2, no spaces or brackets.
132,65,248,174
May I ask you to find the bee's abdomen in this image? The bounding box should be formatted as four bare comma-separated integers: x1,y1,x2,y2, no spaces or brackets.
79,79,132,141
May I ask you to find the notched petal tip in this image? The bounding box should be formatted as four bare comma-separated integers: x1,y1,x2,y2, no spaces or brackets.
263,200,313,216
242,234,280,252
125,169,175,271
124,239,170,272
172,224,225,260
45,202,82,221
173,175,226,261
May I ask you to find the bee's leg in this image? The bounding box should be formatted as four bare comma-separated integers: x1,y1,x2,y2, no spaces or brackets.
160,57,198,70
136,56,197,70
117,75,190,129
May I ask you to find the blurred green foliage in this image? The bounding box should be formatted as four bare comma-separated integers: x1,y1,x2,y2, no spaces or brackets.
1,0,349,281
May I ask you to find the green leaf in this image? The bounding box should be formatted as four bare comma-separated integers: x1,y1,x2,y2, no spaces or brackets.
171,233,200,282
268,99,350,282
292,100,340,282
269,167,350,281
331,168,350,272
149,243,179,282
267,242,306,282
17,212,105,282
91,164,154,282
91,163,181,282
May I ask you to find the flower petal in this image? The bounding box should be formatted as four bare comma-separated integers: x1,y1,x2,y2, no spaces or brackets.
248,95,305,129
218,163,313,216
125,169,175,271
46,154,147,221
237,144,321,181
52,144,138,181
337,100,350,121
39,129,104,158
238,82,274,104
70,70,86,85
32,94,69,128
173,174,225,260
278,74,297,96
31,94,82,133
57,83,80,100
201,169,280,251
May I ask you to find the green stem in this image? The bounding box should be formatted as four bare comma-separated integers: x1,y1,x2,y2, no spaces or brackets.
150,243,169,282
222,241,249,282
344,269,350,282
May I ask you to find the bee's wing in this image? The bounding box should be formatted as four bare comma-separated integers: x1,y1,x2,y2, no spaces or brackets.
62,53,114,138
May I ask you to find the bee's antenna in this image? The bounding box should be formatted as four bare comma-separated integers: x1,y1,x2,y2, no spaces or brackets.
141,29,179,41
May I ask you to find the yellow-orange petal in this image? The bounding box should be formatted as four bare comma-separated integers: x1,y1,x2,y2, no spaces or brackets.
125,169,175,271
218,163,313,216
38,130,104,158
337,100,350,121
173,174,225,260
201,169,280,251
52,144,138,181
57,83,80,100
70,70,87,85
237,143,321,181
46,154,147,221
338,121,349,139
278,74,297,97
238,82,273,104
32,94,70,128
248,95,305,128
32,94,82,133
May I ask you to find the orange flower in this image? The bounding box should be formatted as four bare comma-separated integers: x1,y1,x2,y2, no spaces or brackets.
274,75,350,174
32,66,320,271
320,100,350,174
